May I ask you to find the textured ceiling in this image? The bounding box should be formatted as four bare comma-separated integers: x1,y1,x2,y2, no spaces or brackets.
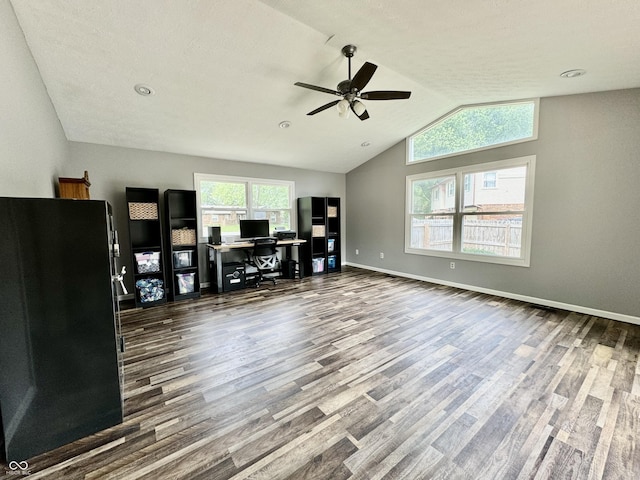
10,0,640,173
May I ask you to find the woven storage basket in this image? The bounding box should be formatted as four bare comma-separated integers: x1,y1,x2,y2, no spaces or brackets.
171,228,196,245
312,225,326,237
327,206,338,218
128,202,158,220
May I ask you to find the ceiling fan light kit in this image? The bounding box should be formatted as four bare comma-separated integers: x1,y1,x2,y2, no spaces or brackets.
295,45,411,121
352,100,366,116
337,99,351,118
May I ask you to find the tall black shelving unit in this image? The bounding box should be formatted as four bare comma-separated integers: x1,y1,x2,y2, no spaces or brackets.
164,189,200,301
326,197,341,273
126,187,167,308
297,196,341,276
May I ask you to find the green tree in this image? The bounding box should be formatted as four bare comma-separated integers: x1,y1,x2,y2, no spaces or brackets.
201,181,245,207
412,178,439,213
252,184,290,209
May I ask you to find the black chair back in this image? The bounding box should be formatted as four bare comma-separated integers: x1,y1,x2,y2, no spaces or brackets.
253,237,277,256
245,237,279,287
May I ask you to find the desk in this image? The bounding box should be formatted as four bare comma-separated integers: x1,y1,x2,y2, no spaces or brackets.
207,239,306,293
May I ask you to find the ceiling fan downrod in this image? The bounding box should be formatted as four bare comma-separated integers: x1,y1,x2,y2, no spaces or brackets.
341,44,357,81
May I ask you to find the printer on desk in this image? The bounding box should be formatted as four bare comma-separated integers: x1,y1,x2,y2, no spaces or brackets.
274,230,296,240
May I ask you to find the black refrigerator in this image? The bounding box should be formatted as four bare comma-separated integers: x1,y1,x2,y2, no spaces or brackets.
0,197,124,462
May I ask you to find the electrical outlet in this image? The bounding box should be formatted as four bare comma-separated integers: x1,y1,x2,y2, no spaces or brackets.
355,249,359,255
380,252,384,259
450,262,455,269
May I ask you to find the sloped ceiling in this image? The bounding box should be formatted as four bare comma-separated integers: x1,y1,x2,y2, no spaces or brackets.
10,0,640,173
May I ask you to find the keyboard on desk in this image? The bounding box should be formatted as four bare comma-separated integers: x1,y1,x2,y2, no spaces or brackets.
234,237,272,243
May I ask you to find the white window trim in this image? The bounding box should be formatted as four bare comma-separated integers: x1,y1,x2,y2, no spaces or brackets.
406,98,540,165
405,155,536,267
194,173,295,242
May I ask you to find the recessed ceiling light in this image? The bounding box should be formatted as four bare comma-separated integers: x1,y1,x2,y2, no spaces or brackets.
134,84,154,96
559,69,586,79
361,141,371,147
279,121,291,129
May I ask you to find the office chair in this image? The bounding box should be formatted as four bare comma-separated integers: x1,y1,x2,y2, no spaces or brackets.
245,237,279,287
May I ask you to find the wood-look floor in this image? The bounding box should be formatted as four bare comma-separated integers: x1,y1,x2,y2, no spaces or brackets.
2,267,639,479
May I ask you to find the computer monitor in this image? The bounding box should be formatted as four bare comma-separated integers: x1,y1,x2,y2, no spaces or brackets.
239,219,269,239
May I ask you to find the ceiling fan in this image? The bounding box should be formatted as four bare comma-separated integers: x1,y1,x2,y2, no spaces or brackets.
294,45,411,121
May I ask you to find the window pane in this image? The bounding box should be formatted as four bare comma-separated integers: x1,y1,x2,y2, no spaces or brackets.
252,184,291,209
463,166,526,212
410,100,536,162
462,214,523,257
410,215,453,251
411,175,456,214
198,180,247,237
200,181,246,208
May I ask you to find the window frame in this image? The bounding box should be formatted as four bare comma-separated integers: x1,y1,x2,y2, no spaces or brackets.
406,98,540,165
194,173,295,242
405,155,536,267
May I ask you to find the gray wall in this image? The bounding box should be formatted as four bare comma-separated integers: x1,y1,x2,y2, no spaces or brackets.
65,141,346,291
346,89,640,320
0,0,68,197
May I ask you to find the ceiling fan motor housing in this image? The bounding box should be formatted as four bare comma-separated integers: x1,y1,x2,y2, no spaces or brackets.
337,80,353,95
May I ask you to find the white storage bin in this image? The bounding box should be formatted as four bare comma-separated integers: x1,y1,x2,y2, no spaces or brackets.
176,272,195,294
312,257,325,273
134,251,161,274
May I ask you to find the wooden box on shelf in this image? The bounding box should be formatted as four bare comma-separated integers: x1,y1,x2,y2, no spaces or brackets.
58,171,91,200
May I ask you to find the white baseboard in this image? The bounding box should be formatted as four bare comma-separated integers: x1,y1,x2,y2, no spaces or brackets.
346,262,640,326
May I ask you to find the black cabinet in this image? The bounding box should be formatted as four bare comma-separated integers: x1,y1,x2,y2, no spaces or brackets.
0,197,123,461
126,187,167,307
297,196,341,275
164,189,200,301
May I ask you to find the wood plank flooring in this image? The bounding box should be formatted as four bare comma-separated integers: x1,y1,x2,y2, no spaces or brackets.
2,267,639,479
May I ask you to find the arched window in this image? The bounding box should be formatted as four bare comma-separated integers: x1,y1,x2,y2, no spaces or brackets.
407,99,539,164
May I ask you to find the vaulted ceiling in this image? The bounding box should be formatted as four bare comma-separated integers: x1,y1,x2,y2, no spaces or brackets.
10,0,640,173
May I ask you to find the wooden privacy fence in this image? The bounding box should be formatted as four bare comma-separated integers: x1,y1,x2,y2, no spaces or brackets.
412,218,522,257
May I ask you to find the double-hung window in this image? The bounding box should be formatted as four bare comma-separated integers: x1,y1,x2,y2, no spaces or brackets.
406,155,535,266
194,173,294,241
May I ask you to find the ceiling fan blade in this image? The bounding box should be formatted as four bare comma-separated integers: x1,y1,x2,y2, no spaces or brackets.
307,100,340,116
294,82,340,96
350,62,378,91
360,90,412,100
